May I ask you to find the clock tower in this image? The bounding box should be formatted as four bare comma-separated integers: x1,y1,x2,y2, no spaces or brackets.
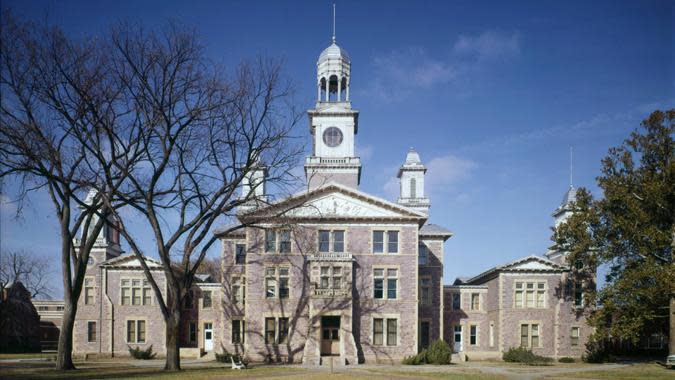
304,31,361,190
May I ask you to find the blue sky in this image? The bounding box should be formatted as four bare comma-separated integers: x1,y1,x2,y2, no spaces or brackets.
1,0,673,296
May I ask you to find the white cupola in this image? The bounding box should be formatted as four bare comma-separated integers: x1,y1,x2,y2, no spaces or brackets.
239,159,268,213
397,148,430,215
316,6,350,103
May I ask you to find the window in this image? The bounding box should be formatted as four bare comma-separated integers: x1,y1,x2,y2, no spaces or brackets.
420,277,432,305
373,231,384,253
520,323,540,348
87,321,97,342
410,178,417,198
489,322,495,347
318,230,345,253
235,244,246,264
373,268,397,299
121,279,152,306
264,318,276,344
84,277,95,305
127,320,146,343
265,267,289,299
56,305,64,311
571,327,580,347
189,322,197,344
202,291,212,309
418,243,428,265
319,231,330,252
420,321,430,349
232,277,245,303
470,325,477,346
332,266,342,289
278,318,289,344
265,230,276,253
373,318,398,346
387,231,398,253
515,281,547,309
470,293,480,311
320,267,330,289
279,231,291,253
452,293,461,310
232,320,244,344
574,284,583,307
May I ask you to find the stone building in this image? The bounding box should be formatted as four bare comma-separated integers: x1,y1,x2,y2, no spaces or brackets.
42,30,592,363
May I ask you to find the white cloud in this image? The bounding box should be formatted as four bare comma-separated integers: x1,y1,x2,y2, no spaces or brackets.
362,30,521,102
453,31,521,61
356,143,374,161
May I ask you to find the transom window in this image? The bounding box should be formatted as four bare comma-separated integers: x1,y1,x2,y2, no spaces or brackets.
318,230,345,253
372,230,398,254
515,281,547,309
320,266,343,289
265,267,290,299
121,279,152,306
373,268,398,299
265,230,291,253
373,318,398,346
520,323,540,348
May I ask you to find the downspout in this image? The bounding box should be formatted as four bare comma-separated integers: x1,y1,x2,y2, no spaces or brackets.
103,266,114,356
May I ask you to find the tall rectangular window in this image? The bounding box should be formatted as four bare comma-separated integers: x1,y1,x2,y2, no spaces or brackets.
235,244,246,264
418,243,428,265
373,318,384,345
279,230,291,253
84,277,95,305
121,279,151,306
420,277,432,305
373,268,397,299
387,269,398,299
127,320,146,343
574,284,583,307
232,320,244,344
520,323,540,348
87,321,97,342
515,282,524,308
515,281,546,309
332,266,342,289
470,325,477,346
570,327,580,347
452,293,461,310
202,290,212,309
470,293,480,310
520,324,529,347
265,230,276,253
373,269,384,299
265,267,289,299
321,266,330,288
189,322,197,344
318,230,330,252
279,268,290,299
536,283,546,308
278,318,289,344
333,231,344,252
387,231,398,253
127,320,135,343
265,318,276,344
373,231,384,253
386,319,397,346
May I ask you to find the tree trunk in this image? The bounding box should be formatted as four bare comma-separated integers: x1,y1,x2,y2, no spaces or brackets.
56,302,76,370
670,229,674,355
164,308,181,371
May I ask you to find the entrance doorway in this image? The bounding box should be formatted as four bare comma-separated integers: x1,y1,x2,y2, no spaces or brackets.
320,316,340,356
454,325,463,352
204,322,214,351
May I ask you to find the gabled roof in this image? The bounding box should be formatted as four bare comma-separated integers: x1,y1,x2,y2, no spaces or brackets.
100,253,163,270
238,182,427,223
464,255,568,285
419,223,453,239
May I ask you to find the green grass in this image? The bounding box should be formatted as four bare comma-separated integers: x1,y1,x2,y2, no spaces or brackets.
542,363,674,380
365,368,508,380
0,353,56,360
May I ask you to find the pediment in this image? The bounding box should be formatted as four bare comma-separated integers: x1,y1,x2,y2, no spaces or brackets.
501,256,566,272
241,183,426,221
101,254,163,269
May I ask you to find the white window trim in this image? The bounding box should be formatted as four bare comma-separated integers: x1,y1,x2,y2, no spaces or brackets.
514,280,548,309
371,229,400,254
373,266,399,300
371,315,400,347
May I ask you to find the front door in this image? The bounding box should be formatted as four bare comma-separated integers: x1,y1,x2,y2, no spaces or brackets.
320,316,340,356
204,322,213,351
454,325,463,352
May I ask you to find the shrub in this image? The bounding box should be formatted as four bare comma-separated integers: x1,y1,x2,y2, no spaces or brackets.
128,345,156,360
502,346,552,365
558,357,575,363
215,350,247,365
402,340,452,365
582,339,611,363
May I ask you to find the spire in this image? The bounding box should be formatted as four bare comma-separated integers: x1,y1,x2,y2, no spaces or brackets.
332,3,336,43
569,146,573,188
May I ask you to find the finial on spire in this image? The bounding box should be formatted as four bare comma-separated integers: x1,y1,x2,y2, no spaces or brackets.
569,146,573,188
332,3,336,43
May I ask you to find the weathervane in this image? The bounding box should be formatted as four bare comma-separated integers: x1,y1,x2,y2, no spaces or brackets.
332,3,336,43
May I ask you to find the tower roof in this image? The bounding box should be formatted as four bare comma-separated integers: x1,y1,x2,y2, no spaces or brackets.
553,185,577,217
397,148,426,177
318,42,350,64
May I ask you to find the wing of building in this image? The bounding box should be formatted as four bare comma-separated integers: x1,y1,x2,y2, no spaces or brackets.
34,31,601,364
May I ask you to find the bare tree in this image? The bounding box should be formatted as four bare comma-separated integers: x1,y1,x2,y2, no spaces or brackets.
0,12,138,369
83,25,303,370
0,250,53,299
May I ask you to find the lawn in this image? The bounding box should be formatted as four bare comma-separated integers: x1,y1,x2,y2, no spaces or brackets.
541,363,673,380
0,353,56,360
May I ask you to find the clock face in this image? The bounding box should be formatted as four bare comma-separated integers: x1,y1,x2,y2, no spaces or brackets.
323,127,343,147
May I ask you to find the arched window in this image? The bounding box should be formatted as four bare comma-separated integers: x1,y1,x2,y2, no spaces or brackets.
410,178,417,198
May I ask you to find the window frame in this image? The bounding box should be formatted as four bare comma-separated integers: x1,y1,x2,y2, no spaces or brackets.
469,324,478,346
519,323,541,349
235,243,246,265
232,320,245,344
470,293,480,311
265,266,290,299
514,281,547,309
87,321,97,342
373,267,398,300
372,317,398,347
570,326,580,347
126,319,146,344
84,277,95,305
121,278,152,306
419,276,432,306
202,290,212,309
418,243,428,265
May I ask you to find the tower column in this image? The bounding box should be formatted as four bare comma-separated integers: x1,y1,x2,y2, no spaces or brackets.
325,81,329,101
337,75,342,101
346,80,350,101
317,82,321,102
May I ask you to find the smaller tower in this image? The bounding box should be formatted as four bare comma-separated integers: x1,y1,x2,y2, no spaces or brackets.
552,185,577,228
397,148,430,215
239,163,268,213
78,189,122,264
